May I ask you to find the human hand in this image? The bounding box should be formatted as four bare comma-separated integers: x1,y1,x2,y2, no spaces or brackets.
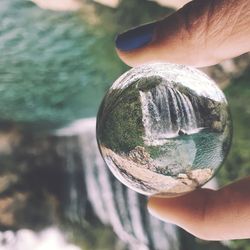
115,0,250,68
115,0,250,241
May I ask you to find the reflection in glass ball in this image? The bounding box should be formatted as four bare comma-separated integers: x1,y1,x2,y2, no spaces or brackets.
96,63,232,196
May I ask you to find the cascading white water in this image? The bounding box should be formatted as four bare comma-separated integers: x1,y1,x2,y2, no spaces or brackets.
140,85,198,146
56,118,179,250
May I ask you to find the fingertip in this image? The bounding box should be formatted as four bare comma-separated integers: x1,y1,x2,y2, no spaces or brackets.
116,0,250,67
114,13,202,67
147,196,180,224
115,48,135,67
147,181,250,240
147,189,215,227
147,197,170,223
147,196,162,218
115,28,159,68
115,22,156,52
115,48,155,67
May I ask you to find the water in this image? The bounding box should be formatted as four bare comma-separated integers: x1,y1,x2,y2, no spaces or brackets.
0,0,239,249
140,84,198,144
97,63,232,196
57,118,179,250
0,0,126,128
0,1,183,249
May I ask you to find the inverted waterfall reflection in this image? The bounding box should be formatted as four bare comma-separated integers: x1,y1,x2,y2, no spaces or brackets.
57,118,179,250
140,84,199,145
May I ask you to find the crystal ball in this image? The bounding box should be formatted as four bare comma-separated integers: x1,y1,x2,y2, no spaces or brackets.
96,63,232,196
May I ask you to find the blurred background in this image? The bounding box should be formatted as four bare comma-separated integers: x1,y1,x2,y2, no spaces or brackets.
0,0,249,249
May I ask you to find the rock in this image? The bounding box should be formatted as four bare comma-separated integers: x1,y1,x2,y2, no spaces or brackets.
212,120,223,132
178,129,187,136
128,146,151,165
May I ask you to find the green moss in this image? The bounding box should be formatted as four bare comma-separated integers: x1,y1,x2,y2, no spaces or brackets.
99,83,144,153
147,146,162,159
137,76,162,92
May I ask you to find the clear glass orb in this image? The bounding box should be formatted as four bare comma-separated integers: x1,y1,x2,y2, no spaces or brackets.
96,63,232,196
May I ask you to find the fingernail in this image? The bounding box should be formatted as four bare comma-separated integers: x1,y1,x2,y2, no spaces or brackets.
115,22,156,51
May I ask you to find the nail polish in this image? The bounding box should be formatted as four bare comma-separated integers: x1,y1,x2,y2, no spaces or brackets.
115,22,156,51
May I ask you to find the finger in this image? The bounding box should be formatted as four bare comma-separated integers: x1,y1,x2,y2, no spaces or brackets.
115,0,250,67
153,0,191,10
147,177,250,240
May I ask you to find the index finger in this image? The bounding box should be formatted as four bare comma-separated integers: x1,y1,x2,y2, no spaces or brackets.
116,0,250,67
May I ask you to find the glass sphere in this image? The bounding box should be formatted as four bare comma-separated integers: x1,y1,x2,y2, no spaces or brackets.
96,63,232,196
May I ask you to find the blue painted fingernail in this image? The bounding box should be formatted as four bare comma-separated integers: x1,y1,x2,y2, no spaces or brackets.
115,22,156,51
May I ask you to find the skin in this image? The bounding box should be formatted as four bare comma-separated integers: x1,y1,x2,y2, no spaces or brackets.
117,0,250,68
116,0,250,241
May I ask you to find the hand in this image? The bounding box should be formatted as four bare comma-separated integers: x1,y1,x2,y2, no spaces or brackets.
115,0,250,241
115,0,250,68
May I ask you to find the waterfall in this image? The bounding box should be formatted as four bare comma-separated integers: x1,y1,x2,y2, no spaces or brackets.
140,85,198,146
56,118,180,250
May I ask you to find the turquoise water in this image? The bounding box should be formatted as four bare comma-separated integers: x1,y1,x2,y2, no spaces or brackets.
0,0,126,128
0,0,167,130
148,129,230,177
0,1,249,249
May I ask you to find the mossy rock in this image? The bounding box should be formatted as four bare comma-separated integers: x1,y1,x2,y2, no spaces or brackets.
137,76,162,92
99,84,144,153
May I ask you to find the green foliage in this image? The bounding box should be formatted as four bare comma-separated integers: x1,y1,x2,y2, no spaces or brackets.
147,145,162,159
217,71,250,184
63,221,125,250
137,76,162,91
99,84,144,153
4,0,250,249
227,240,250,250
216,70,250,250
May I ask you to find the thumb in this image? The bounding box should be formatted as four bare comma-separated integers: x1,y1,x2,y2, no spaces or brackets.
115,0,250,67
147,177,250,240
